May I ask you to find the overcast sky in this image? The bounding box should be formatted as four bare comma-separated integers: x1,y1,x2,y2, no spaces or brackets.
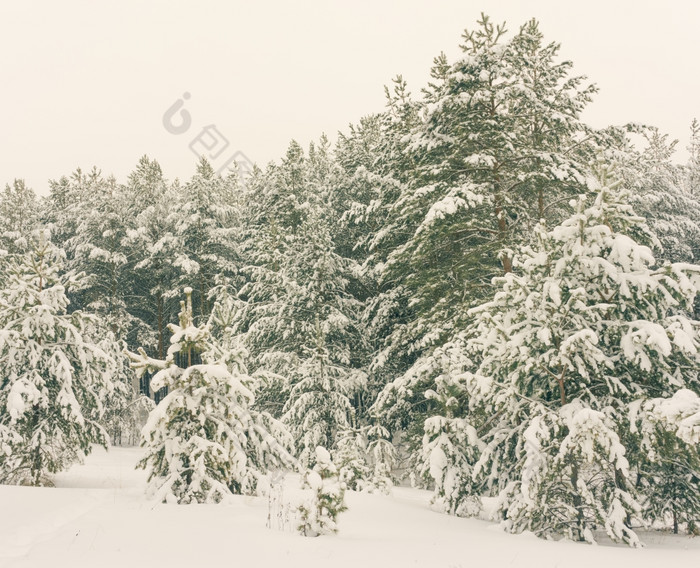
2,0,699,195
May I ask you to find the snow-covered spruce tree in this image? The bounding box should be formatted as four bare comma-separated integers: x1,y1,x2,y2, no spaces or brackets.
235,145,367,465
605,125,700,267
332,427,371,491
0,233,118,485
282,313,363,468
127,288,295,503
365,424,397,493
298,446,348,537
333,424,396,493
0,179,40,253
275,212,366,467
461,164,700,545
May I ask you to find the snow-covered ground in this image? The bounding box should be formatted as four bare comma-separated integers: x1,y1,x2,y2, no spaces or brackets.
1,447,698,568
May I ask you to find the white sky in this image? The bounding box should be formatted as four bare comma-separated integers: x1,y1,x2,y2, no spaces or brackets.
1,0,699,195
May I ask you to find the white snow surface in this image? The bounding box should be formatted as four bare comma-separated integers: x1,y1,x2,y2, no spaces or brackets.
0,446,698,568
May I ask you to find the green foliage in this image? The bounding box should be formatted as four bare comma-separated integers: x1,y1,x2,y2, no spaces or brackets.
129,289,295,503
0,179,40,252
2,12,698,544
0,234,118,485
298,446,348,537
454,167,699,544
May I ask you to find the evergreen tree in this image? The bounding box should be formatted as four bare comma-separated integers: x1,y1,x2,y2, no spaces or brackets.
335,80,421,416
686,118,700,196
61,169,147,343
0,233,118,485
98,333,151,446
170,158,243,320
611,125,700,266
121,157,181,363
333,427,372,491
370,17,596,463
0,179,40,252
297,446,348,537
128,288,295,503
457,165,699,545
333,424,395,493
384,15,594,339
281,315,361,467
235,142,367,463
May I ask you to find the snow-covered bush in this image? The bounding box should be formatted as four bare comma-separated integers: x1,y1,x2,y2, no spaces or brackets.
0,233,118,485
297,446,348,536
127,288,295,503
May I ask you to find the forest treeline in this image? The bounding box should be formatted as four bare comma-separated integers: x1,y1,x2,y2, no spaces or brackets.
1,16,699,544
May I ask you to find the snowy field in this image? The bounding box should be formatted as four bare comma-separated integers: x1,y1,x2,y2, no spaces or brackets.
0,447,698,568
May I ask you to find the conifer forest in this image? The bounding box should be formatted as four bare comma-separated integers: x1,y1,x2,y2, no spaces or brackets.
1,14,699,553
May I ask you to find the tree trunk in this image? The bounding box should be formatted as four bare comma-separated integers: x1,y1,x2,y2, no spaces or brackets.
571,463,584,541
673,508,679,535
157,294,164,360
494,193,512,274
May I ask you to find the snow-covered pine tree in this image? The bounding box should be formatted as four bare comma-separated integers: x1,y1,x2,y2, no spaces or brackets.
0,179,40,253
232,141,314,416
686,118,700,197
121,156,181,364
385,15,594,336
334,78,422,420
0,233,118,485
170,158,243,320
419,340,482,516
460,163,700,545
235,142,367,465
333,424,396,493
58,169,147,345
44,167,108,253
128,288,295,503
370,16,596,471
333,427,371,491
298,446,348,537
610,125,700,266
